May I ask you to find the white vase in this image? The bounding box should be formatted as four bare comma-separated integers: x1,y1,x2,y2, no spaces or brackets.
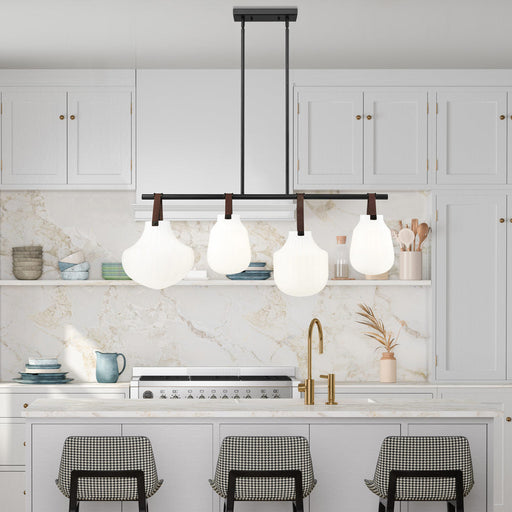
380,352,397,383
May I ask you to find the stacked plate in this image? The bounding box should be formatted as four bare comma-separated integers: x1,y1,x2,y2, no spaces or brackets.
102,263,131,280
59,251,89,280
14,357,73,384
12,245,43,280
226,262,272,281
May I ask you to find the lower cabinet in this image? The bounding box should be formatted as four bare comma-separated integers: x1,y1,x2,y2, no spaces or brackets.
309,423,402,512
0,470,26,510
122,424,214,512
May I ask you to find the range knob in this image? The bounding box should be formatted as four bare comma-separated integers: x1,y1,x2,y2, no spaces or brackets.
159,394,167,399
273,393,280,399
261,394,268,399
210,395,217,399
186,395,194,399
233,395,240,399
245,395,252,399
142,390,153,399
198,395,205,399
171,394,180,399
222,395,229,399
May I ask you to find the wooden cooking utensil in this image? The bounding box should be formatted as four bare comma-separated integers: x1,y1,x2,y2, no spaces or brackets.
416,223,429,251
411,218,418,250
398,228,415,251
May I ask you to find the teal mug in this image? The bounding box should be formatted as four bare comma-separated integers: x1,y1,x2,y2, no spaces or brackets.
95,351,126,383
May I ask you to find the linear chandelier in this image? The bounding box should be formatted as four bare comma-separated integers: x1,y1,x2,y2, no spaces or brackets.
122,7,394,295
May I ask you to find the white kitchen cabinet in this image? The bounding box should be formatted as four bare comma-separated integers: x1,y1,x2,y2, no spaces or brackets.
435,192,507,380
363,90,428,185
122,424,214,512
294,87,363,188
67,89,133,185
0,84,134,189
436,89,507,184
0,471,26,511
1,89,67,185
406,422,489,512
438,388,512,512
31,423,122,512
309,423,402,512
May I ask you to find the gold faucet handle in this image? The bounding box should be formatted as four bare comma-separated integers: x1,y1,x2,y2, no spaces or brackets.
297,382,306,393
320,373,338,405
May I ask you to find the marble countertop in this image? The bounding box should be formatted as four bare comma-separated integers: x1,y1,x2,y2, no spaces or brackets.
22,398,503,419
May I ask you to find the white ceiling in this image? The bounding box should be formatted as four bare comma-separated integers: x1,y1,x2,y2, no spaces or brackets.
1,0,512,69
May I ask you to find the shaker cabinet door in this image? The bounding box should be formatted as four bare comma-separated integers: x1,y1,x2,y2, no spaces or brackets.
1,89,67,185
436,89,507,184
435,192,507,380
67,89,133,185
295,87,363,189
363,89,428,185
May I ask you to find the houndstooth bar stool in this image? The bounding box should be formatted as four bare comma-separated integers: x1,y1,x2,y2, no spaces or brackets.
365,436,474,512
210,436,316,512
56,436,163,512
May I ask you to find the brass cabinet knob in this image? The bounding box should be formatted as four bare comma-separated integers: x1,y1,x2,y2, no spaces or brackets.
23,403,28,408
355,115,361,120
367,115,372,120
59,115,65,120
510,218,512,223
70,115,76,120
500,218,505,223
23,491,26,495
23,441,26,446
507,417,511,422
500,115,506,120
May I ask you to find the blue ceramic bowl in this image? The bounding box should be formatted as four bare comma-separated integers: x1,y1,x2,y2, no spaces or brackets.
58,261,76,271
61,271,89,280
249,262,266,268
63,262,90,272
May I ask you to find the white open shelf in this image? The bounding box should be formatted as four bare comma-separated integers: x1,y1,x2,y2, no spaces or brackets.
0,279,431,287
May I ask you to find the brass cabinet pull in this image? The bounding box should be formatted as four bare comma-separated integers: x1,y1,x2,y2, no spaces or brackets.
366,115,372,120
23,441,26,446
23,403,28,408
355,115,361,120
70,115,76,120
59,115,65,120
23,491,26,495
500,218,505,223
500,115,506,120
507,417,511,422
510,218,512,223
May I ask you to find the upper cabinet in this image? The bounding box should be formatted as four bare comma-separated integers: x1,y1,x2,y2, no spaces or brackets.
294,87,363,187
363,90,428,185
436,89,507,184
1,90,67,186
294,86,428,189
0,70,135,190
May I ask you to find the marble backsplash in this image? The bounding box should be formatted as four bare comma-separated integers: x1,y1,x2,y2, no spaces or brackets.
0,190,432,382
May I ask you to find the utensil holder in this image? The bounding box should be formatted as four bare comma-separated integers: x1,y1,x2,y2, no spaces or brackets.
399,252,422,280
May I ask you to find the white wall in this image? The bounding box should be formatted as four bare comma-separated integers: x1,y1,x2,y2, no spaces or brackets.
0,0,511,68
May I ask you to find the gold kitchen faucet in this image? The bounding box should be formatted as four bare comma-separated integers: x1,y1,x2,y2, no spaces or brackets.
298,318,323,405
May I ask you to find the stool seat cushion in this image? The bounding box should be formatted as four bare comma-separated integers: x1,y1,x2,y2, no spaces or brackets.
56,436,163,501
210,436,316,501
365,436,474,501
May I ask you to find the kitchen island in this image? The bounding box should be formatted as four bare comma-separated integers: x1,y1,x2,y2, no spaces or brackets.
23,398,501,512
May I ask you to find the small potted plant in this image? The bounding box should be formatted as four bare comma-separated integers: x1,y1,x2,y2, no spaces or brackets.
356,303,400,383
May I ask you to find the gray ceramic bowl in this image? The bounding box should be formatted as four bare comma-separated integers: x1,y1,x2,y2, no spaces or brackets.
60,271,89,280
12,245,42,252
13,262,43,268
13,269,42,280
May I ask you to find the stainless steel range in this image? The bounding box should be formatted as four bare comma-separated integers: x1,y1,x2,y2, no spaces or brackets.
130,366,300,400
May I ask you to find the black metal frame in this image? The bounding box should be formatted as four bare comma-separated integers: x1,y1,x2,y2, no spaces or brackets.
379,470,465,512
225,469,304,512
69,470,147,512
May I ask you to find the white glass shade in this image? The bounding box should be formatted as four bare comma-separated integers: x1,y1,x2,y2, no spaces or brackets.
207,214,251,274
122,220,194,289
273,231,328,297
349,214,394,275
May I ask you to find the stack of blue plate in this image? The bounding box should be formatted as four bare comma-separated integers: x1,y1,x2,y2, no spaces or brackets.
102,263,131,280
226,262,272,281
13,357,73,384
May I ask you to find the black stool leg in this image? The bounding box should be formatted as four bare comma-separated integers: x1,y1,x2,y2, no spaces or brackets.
447,502,455,512
69,471,79,512
379,500,386,512
455,470,464,512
